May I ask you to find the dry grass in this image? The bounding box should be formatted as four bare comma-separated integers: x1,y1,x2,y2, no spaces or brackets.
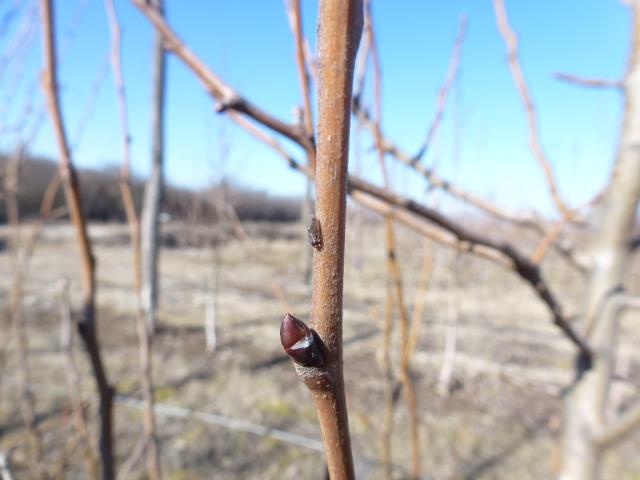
0,217,639,479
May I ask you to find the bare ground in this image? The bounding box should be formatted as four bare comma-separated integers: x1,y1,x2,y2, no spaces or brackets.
0,218,639,479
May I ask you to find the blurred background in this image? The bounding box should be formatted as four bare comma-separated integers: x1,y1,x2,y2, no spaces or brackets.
0,1,639,479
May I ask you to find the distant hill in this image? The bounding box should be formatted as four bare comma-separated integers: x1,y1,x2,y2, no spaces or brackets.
0,154,301,224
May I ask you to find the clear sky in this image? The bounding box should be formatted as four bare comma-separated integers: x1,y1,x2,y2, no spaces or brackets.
0,0,631,217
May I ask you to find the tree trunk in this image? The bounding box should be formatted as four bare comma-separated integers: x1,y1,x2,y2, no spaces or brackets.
559,5,640,478
141,0,166,334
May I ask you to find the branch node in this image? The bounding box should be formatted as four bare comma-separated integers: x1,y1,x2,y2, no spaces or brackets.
214,94,243,113
307,215,323,250
280,313,325,368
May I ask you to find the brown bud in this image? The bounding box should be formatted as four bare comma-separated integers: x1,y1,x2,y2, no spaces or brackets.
280,313,324,367
307,215,323,250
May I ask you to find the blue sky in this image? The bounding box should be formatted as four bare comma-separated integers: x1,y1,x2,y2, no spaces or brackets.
0,0,631,217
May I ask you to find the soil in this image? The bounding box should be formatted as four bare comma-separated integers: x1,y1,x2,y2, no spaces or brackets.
0,219,638,479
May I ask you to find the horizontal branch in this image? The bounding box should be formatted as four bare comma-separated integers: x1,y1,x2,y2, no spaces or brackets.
554,72,623,90
233,112,592,362
346,177,593,363
352,98,544,232
352,98,591,274
351,190,510,266
131,0,313,152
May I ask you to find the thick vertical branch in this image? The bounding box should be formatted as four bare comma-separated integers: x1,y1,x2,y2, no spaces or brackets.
38,1,114,478
103,1,161,478
141,0,166,334
280,1,363,479
560,3,640,479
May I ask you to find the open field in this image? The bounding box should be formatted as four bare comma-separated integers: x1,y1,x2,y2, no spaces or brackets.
1,218,639,479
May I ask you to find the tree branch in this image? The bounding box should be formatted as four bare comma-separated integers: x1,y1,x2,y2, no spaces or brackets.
493,0,574,220
413,14,467,162
103,1,161,478
347,176,593,364
554,72,624,90
131,0,313,153
280,2,363,478
39,1,114,477
352,98,543,232
284,0,316,167
594,399,640,447
365,2,420,475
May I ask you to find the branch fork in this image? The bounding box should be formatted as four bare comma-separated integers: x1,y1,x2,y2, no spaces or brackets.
214,93,242,113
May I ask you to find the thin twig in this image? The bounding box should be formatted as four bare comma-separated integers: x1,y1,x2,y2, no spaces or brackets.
407,240,433,370
354,97,593,274
103,1,161,477
554,72,623,90
363,10,395,474
118,434,146,480
3,145,46,478
493,0,572,219
379,269,394,480
284,0,315,168
71,48,111,151
530,218,568,265
352,6,370,102
413,15,467,161
385,217,421,479
284,0,316,284
365,2,421,475
352,100,545,233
